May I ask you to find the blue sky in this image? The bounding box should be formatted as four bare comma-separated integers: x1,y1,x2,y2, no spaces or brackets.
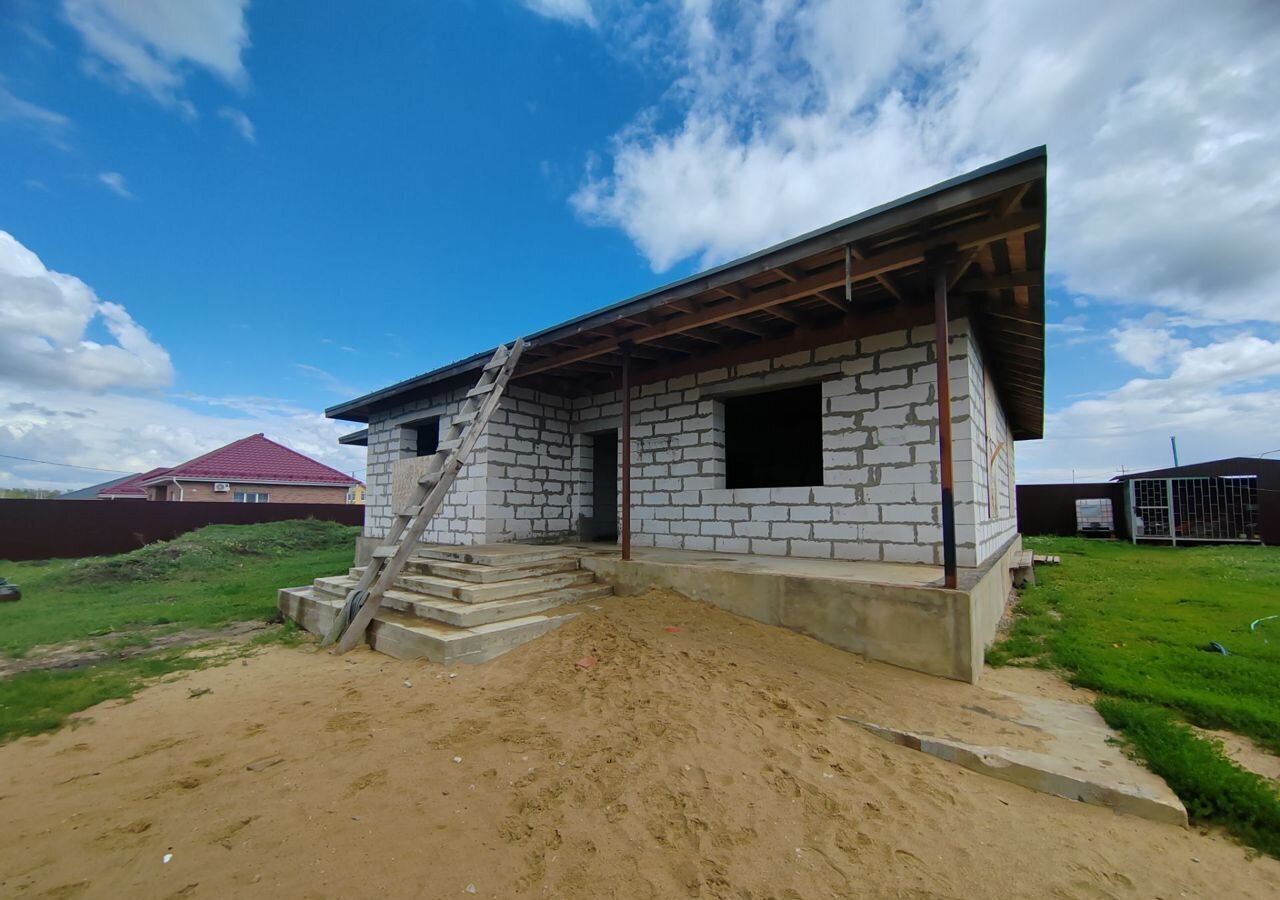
2,0,1279,489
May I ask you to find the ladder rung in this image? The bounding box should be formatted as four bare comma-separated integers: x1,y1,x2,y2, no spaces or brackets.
437,438,461,452
370,545,397,559
466,382,497,399
482,349,509,371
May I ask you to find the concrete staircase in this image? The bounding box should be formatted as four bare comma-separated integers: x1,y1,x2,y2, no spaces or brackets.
278,545,610,664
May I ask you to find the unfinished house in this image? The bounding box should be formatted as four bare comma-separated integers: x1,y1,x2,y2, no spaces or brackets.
281,147,1047,683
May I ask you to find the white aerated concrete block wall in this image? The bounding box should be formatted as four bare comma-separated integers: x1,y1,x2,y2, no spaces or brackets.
363,385,491,545
955,329,1019,563
483,386,576,543
564,319,1004,567
359,316,1019,566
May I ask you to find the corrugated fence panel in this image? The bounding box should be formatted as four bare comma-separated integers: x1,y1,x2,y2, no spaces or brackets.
1016,483,1128,539
0,500,364,561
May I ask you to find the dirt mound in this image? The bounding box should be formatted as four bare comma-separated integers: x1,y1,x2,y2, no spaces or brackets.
1,590,1274,898
67,520,357,584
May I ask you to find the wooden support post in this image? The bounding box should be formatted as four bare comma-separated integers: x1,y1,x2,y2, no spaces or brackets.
933,266,958,590
621,342,632,561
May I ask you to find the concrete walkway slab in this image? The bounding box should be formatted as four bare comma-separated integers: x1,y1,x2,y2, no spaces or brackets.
839,692,1187,827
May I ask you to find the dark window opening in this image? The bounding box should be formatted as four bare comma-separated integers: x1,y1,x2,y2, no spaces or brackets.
411,418,439,457
724,383,823,489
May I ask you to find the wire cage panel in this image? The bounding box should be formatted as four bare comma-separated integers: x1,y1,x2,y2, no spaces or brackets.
1130,476,1259,544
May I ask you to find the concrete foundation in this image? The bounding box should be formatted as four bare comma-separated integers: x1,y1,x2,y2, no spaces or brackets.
571,536,1019,683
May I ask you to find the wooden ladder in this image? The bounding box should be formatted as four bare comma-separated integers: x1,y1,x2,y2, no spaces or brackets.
323,339,526,654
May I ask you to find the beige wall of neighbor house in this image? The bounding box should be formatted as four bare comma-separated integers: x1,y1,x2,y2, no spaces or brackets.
359,316,1021,570
150,481,350,503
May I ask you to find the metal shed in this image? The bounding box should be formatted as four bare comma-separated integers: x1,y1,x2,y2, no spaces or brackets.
1113,458,1280,546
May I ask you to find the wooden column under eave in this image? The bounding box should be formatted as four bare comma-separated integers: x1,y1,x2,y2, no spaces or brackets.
933,267,958,589
621,342,632,561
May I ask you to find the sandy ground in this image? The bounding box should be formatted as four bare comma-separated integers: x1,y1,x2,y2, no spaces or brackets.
2,590,1276,900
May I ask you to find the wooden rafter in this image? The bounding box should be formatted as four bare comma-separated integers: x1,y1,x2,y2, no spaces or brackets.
851,242,906,301
519,208,1042,377
947,183,1031,289
957,272,1042,292
776,264,847,311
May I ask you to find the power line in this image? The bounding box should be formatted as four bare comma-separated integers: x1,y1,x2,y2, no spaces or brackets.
0,453,135,475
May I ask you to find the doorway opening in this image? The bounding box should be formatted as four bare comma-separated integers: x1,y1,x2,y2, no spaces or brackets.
591,430,619,542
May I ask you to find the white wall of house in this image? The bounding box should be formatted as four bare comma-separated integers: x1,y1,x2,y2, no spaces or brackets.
359,316,1020,568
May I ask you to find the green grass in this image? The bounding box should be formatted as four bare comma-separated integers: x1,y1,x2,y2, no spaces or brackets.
0,519,355,742
1097,697,1280,858
990,537,1280,855
0,519,358,657
0,651,213,741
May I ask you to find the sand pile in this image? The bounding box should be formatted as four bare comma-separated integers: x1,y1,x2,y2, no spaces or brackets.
1,590,1274,898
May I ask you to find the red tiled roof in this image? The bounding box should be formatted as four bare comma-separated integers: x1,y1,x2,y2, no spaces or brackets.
140,434,360,487
99,467,172,498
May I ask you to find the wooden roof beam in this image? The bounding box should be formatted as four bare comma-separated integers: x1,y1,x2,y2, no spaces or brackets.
957,272,1042,292
776,263,847,311
851,243,906,302
717,284,803,326
947,183,1032,289
520,207,1042,377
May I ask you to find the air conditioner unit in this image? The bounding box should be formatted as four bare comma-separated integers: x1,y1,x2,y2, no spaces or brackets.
213,482,231,492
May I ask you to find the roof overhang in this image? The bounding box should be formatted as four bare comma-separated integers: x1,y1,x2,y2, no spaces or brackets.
328,147,1048,439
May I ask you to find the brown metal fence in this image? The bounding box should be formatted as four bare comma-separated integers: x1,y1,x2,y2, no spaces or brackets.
0,500,364,561
1016,483,1128,539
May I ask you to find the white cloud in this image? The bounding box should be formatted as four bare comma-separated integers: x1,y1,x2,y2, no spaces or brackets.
1019,333,1280,482
0,233,362,490
521,0,596,28
97,171,132,198
62,0,251,111
217,106,255,142
570,1,1280,324
0,230,172,391
0,387,364,491
0,84,71,147
1110,319,1191,373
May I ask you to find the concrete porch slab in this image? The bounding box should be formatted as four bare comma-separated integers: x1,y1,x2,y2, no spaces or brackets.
565,542,948,587
839,691,1187,827
541,538,1022,684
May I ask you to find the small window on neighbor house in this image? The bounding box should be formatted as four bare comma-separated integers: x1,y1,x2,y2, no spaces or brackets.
724,383,823,489
411,418,440,457
233,491,269,503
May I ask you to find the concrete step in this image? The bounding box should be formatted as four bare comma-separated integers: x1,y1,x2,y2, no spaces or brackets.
414,543,575,568
393,569,596,604
406,557,583,584
278,587,576,665
386,583,612,628
312,576,610,628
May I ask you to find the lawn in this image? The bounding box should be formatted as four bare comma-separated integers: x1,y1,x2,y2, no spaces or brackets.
0,519,356,741
990,536,1280,855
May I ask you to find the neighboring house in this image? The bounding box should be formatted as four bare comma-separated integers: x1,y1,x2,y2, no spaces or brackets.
97,467,173,500
63,472,146,500
137,434,361,504
326,149,1047,584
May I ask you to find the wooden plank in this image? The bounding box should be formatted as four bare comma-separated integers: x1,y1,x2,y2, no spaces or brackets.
956,272,1042,292
328,339,527,654
947,183,1031,290
851,243,906,301
619,302,936,388
775,264,847,310
519,209,1043,377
